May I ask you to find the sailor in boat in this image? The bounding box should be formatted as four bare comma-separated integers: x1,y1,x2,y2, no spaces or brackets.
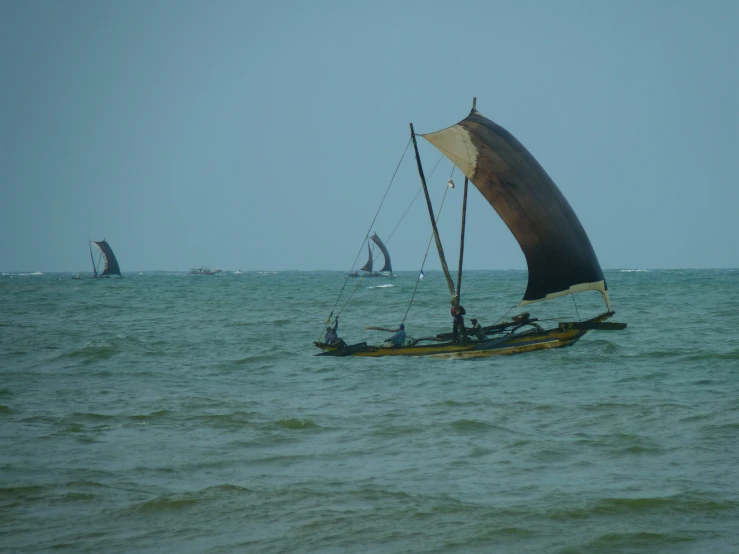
384,323,406,347
451,299,467,344
470,319,487,341
324,316,344,347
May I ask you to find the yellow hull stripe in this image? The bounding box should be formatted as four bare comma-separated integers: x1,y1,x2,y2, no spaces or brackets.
343,329,583,358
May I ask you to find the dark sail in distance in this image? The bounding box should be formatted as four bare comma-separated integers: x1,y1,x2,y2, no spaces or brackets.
91,240,121,277
359,243,373,273
421,109,608,308
370,233,392,274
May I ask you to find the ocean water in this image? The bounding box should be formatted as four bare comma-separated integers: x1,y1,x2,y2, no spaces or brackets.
1,269,738,553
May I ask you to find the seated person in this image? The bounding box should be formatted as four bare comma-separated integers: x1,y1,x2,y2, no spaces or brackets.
470,318,487,341
384,323,406,347
324,316,340,345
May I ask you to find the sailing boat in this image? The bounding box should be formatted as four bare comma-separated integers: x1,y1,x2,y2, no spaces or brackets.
348,234,393,277
89,239,122,278
315,99,625,358
369,233,393,276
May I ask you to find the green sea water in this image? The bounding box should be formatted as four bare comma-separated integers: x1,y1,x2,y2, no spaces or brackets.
1,269,738,553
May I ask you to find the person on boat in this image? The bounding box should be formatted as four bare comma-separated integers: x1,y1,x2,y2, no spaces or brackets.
324,316,340,346
384,323,406,347
470,319,487,341
451,299,467,343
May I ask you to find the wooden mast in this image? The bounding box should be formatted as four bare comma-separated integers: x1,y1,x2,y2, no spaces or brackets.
410,122,456,297
455,97,476,301
456,176,469,300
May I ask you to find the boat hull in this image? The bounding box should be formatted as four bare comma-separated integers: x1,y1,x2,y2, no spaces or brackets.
316,327,585,358
314,313,620,358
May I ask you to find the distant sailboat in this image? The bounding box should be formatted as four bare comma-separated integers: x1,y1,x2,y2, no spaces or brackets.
369,233,392,275
360,243,373,274
347,234,393,277
89,239,121,278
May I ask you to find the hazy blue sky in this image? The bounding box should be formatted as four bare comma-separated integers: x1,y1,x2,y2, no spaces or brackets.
2,0,737,272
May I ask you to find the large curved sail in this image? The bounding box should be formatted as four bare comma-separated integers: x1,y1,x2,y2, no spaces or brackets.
92,240,121,277
360,243,373,273
421,109,609,309
370,233,392,274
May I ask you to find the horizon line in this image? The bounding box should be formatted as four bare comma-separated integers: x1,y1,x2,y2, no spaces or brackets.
3,267,738,274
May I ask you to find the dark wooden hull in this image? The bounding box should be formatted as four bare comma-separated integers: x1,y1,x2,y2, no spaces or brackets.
315,312,622,358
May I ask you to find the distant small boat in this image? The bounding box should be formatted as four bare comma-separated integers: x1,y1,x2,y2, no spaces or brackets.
89,239,122,278
190,267,222,275
347,233,393,277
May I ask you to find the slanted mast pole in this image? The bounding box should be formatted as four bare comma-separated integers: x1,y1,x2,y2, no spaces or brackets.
410,122,456,297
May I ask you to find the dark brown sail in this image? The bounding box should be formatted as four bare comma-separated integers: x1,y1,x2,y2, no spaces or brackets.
91,240,121,277
359,243,373,273
421,109,609,309
370,233,392,274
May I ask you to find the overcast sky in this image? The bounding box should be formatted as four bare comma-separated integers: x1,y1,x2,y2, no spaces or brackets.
2,0,737,272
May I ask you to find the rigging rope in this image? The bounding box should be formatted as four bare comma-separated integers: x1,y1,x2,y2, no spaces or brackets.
360,153,447,274
571,294,582,321
317,137,411,342
384,153,445,247
352,137,413,270
401,164,518,329
337,153,448,333
494,305,516,325
402,166,454,324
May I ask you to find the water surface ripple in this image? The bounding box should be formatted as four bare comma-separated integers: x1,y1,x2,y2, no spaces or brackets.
1,270,738,552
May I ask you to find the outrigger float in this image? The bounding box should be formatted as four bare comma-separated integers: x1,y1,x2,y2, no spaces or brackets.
315,99,625,358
